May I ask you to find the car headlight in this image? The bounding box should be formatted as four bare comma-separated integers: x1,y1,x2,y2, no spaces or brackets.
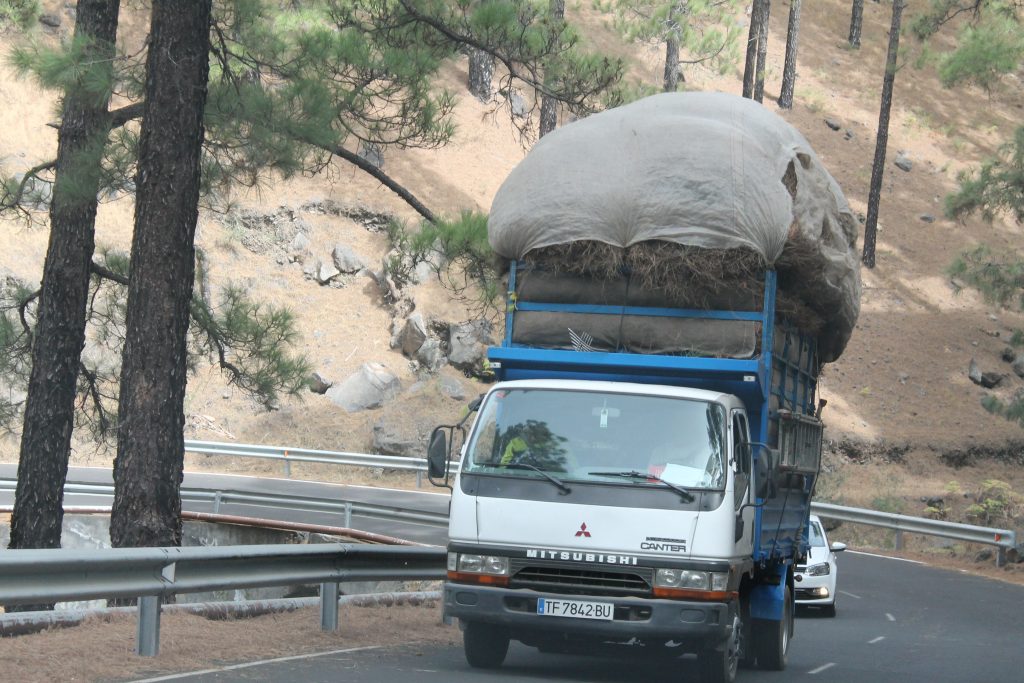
655,568,729,592
450,552,510,576
805,562,831,576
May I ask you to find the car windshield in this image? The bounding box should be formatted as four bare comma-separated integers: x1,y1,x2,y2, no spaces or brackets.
809,520,827,547
463,388,727,490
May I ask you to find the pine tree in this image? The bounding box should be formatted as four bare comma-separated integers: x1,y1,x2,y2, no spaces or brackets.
5,0,121,575
110,0,214,550
849,0,864,48
607,0,742,94
742,0,767,98
862,0,906,269
539,0,565,137
753,0,771,102
777,0,801,109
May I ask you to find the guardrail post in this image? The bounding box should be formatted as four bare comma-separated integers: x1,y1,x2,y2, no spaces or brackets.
320,582,339,631
996,547,1006,568
344,502,352,528
894,529,904,551
137,595,162,656
416,471,423,488
213,491,223,515
284,450,292,478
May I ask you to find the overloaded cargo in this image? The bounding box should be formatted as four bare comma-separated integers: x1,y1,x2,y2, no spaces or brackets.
488,91,861,363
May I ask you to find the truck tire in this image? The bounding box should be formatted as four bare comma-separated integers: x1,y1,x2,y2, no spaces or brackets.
753,585,792,671
463,622,510,669
698,612,741,683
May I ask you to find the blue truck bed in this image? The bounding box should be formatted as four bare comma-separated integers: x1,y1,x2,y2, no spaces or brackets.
488,261,821,564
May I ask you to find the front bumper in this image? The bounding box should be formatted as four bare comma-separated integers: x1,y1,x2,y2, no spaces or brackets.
444,582,733,647
794,572,835,605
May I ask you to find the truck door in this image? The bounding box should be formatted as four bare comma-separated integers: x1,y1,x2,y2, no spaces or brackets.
731,411,754,551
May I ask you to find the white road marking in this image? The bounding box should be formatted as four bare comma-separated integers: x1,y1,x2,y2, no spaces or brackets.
808,663,836,675
886,613,896,622
838,590,862,599
129,646,381,682
869,636,886,644
847,550,925,565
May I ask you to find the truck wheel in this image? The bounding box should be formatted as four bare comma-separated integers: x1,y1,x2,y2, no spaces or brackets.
753,585,792,671
698,612,741,683
463,622,510,669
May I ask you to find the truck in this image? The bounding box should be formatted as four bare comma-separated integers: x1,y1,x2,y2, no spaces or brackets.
427,262,825,683
426,92,856,683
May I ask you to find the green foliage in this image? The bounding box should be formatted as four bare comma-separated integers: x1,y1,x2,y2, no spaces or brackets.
965,479,1021,525
938,12,1024,89
600,0,742,84
945,126,1024,224
386,211,504,316
0,0,39,30
948,245,1024,308
0,250,310,436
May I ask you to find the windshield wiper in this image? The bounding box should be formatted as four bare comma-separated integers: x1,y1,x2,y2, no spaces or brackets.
504,463,572,494
587,470,696,502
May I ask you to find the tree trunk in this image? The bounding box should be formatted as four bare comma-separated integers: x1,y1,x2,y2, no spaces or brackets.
663,33,681,92
539,0,565,137
778,0,802,109
862,0,905,269
468,49,495,102
742,0,763,98
849,0,864,48
110,0,212,548
754,0,772,102
8,0,120,573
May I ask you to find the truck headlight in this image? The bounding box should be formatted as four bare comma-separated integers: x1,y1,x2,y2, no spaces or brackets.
453,553,510,576
805,562,831,576
655,569,729,592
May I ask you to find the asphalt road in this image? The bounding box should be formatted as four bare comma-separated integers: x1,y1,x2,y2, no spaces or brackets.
130,551,1024,683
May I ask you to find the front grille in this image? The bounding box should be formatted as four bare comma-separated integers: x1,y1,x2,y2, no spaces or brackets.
509,559,653,597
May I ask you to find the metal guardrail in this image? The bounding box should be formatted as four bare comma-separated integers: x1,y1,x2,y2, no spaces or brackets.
811,501,1017,565
0,479,449,529
183,439,462,485
0,543,445,657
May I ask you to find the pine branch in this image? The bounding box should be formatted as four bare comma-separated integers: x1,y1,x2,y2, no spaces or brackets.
323,140,436,223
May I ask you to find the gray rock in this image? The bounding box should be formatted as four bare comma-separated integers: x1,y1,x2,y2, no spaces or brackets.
326,362,401,412
1001,347,1016,363
302,261,318,278
439,375,465,400
416,339,447,372
824,118,841,131
844,129,854,141
39,13,61,27
289,232,311,254
399,314,428,358
308,372,333,394
510,92,528,118
919,214,935,223
358,141,384,169
371,417,422,457
447,321,492,374
316,261,341,284
969,358,1003,388
974,548,994,563
1012,356,1024,379
411,260,435,285
332,244,366,274
894,152,913,172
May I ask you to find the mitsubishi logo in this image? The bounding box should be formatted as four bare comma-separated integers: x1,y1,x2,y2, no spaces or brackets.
575,522,591,538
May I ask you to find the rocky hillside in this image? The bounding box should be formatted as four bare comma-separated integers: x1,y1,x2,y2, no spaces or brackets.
1,1,1023,543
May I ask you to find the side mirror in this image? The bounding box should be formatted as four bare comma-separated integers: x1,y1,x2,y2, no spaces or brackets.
427,427,450,483
830,542,847,553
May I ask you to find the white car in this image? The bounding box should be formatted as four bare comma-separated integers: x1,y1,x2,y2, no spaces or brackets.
794,515,846,616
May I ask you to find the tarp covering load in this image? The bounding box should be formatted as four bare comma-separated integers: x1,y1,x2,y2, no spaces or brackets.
488,92,861,363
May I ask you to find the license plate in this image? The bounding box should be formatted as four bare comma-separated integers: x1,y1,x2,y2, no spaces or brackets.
536,598,614,621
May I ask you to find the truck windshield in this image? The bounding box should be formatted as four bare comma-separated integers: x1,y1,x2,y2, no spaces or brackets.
464,388,727,490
